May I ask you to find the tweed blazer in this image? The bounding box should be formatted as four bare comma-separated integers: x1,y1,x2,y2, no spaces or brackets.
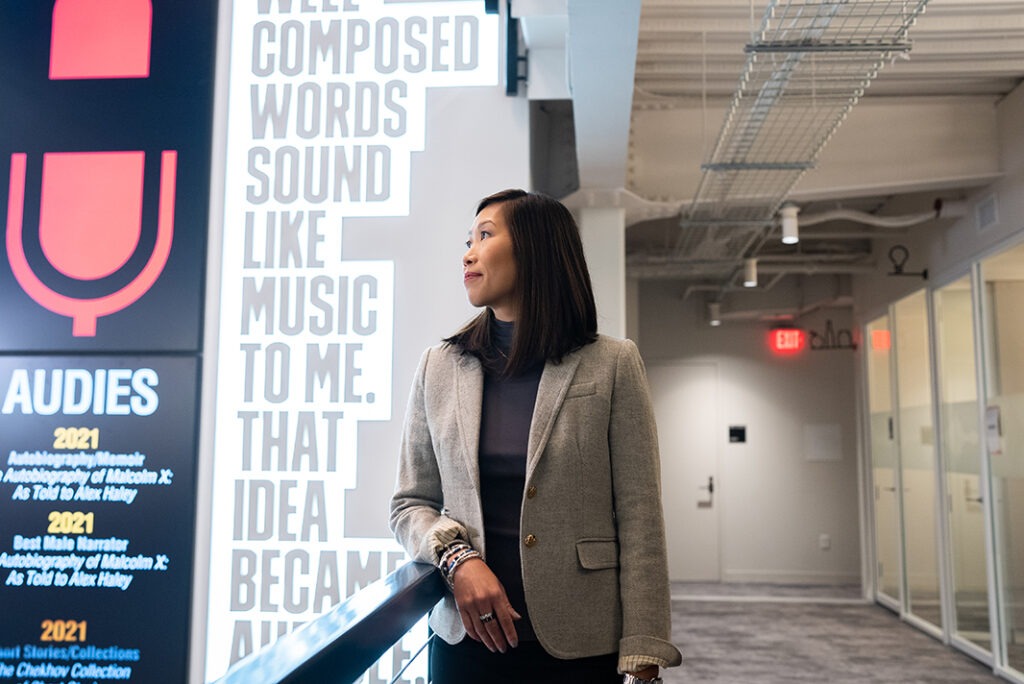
390,335,682,668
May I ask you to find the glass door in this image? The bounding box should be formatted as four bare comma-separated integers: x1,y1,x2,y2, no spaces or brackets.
934,275,991,653
867,314,902,605
893,290,943,630
980,243,1024,676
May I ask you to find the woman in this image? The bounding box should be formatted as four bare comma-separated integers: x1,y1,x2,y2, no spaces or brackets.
390,189,682,683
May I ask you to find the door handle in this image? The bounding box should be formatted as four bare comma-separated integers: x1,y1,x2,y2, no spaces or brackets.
697,476,714,509
963,480,983,504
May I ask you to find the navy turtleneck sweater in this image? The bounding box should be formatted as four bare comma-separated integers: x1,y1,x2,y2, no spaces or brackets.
478,318,543,641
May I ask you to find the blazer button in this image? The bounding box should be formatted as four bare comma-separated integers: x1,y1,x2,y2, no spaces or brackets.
524,534,537,548
526,485,537,499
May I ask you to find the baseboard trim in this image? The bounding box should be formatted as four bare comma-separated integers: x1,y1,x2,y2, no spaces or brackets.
722,569,861,585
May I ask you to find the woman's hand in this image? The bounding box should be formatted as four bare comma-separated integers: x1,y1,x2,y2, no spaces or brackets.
451,557,521,653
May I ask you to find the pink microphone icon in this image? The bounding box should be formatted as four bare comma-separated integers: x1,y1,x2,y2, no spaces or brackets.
2,0,173,337
50,0,153,80
5,150,177,336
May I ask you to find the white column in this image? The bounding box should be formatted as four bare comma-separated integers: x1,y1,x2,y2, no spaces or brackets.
579,206,626,338
626,275,640,343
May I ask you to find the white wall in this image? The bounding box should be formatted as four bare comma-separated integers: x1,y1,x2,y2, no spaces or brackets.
579,207,627,336
638,283,862,584
854,82,1024,319
341,85,532,537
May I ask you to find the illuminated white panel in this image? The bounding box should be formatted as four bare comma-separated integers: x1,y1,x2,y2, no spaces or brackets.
206,1,498,680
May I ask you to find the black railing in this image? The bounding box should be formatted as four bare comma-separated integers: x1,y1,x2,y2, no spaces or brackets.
215,561,444,684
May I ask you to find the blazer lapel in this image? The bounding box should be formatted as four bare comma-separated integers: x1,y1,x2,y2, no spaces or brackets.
526,352,582,480
454,353,483,491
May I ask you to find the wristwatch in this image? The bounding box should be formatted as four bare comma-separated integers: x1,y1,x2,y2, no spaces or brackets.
623,674,663,684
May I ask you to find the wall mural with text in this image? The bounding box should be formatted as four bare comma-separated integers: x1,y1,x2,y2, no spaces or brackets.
205,1,497,682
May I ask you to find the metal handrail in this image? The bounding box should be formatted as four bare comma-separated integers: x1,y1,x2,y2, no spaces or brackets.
215,561,445,684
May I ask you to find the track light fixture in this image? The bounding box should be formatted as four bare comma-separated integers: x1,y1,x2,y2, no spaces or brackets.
743,258,757,287
708,302,721,327
780,203,799,244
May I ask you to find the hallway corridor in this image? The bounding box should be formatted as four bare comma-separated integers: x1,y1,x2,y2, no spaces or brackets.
666,584,1001,683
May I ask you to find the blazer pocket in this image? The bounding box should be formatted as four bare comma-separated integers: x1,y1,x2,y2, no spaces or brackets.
576,538,619,570
565,381,597,398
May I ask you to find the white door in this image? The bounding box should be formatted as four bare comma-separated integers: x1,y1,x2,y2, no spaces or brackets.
647,362,720,581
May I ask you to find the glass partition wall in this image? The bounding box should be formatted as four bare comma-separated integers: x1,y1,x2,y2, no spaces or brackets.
863,241,1024,682
867,315,902,607
893,291,943,632
934,276,992,656
980,243,1024,677
865,295,945,629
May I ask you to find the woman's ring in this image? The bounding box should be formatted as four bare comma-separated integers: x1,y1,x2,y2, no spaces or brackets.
479,612,495,623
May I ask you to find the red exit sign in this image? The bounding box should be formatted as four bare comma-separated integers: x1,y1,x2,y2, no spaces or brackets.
769,328,806,354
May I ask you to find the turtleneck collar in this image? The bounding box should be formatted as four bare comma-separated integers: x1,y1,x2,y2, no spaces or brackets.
491,316,514,354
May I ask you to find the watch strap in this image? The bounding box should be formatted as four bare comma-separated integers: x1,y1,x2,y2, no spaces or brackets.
623,674,663,684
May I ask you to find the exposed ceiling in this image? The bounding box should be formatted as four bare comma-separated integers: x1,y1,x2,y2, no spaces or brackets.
634,0,1024,101
514,0,1024,317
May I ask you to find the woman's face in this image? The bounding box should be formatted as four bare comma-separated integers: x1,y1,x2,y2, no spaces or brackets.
463,202,518,321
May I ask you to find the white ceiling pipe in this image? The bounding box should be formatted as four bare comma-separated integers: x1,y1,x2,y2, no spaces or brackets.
795,198,965,229
756,263,878,275
628,262,877,279
934,198,969,219
630,252,873,267
682,284,721,300
798,209,933,228
800,230,908,240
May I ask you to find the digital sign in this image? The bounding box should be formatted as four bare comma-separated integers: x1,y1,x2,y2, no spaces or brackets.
0,3,215,683
0,1,216,352
0,356,200,684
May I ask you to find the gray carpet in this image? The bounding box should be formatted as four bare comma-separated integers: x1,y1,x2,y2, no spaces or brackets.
664,584,1002,683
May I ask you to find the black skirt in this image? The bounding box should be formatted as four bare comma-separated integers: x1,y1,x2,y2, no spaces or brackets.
429,636,620,684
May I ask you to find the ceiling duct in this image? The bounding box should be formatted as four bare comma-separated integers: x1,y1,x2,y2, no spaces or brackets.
798,197,968,228
675,0,931,269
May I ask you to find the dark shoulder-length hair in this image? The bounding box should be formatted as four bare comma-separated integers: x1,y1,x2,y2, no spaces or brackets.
444,189,598,376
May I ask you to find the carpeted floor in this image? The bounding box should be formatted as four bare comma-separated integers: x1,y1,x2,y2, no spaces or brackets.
664,583,1003,683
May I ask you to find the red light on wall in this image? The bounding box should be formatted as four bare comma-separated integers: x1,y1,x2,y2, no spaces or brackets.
768,328,806,354
871,329,892,351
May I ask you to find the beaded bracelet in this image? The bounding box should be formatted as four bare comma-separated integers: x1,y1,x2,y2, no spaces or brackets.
438,541,470,572
443,547,475,575
437,540,479,591
443,548,481,591
438,542,469,577
441,547,474,582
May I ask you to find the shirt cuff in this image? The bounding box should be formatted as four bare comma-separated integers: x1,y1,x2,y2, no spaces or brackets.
618,654,671,674
421,517,469,566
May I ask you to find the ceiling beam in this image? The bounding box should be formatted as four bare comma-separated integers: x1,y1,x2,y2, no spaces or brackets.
567,0,642,189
